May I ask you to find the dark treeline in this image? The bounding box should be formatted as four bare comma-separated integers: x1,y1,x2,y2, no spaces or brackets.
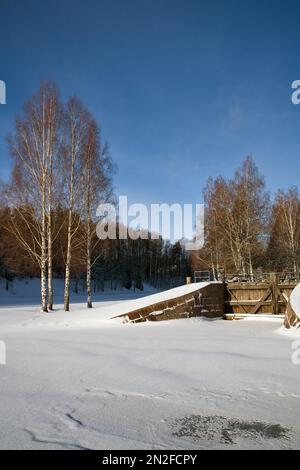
0,206,191,295
0,206,192,293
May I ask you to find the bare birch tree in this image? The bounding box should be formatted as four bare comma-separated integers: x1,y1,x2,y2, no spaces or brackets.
80,122,114,308
62,97,88,311
199,157,269,276
7,83,61,311
45,84,61,310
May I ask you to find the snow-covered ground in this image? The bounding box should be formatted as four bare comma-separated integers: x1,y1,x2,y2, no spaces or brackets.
0,277,159,306
1,279,300,449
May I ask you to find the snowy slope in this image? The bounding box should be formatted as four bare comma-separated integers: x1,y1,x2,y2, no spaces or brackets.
107,281,212,319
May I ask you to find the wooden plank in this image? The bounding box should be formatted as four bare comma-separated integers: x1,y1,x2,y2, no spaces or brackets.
225,300,272,306
270,273,279,315
227,283,271,290
250,288,272,314
227,282,297,290
226,287,248,314
224,313,285,320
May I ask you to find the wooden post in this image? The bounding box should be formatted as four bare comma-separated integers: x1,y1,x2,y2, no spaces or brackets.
270,273,279,315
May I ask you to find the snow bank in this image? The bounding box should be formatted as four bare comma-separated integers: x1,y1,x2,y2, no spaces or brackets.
284,283,300,329
290,283,300,320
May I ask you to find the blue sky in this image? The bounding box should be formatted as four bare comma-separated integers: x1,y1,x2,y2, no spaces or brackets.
0,0,300,206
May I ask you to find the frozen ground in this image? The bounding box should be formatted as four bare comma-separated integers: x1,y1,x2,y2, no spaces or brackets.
0,280,300,449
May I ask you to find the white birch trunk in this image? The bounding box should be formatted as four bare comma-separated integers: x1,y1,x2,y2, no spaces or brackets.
41,180,48,312
47,223,53,310
47,164,53,310
64,121,75,312
64,207,72,312
86,223,92,308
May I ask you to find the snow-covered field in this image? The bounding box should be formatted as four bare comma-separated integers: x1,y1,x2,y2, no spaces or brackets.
1,279,300,449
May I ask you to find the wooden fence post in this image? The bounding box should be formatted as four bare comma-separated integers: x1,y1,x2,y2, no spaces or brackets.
270,273,279,315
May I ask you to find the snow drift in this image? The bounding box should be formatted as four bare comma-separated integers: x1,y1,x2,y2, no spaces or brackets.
284,283,300,328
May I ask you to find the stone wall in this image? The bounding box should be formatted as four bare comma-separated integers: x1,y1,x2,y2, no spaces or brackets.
114,283,225,324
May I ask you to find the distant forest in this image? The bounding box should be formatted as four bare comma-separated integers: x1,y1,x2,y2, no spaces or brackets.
0,82,299,310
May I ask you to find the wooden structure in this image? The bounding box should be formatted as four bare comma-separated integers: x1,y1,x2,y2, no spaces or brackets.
114,273,299,324
194,271,211,282
224,273,298,315
114,283,224,323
